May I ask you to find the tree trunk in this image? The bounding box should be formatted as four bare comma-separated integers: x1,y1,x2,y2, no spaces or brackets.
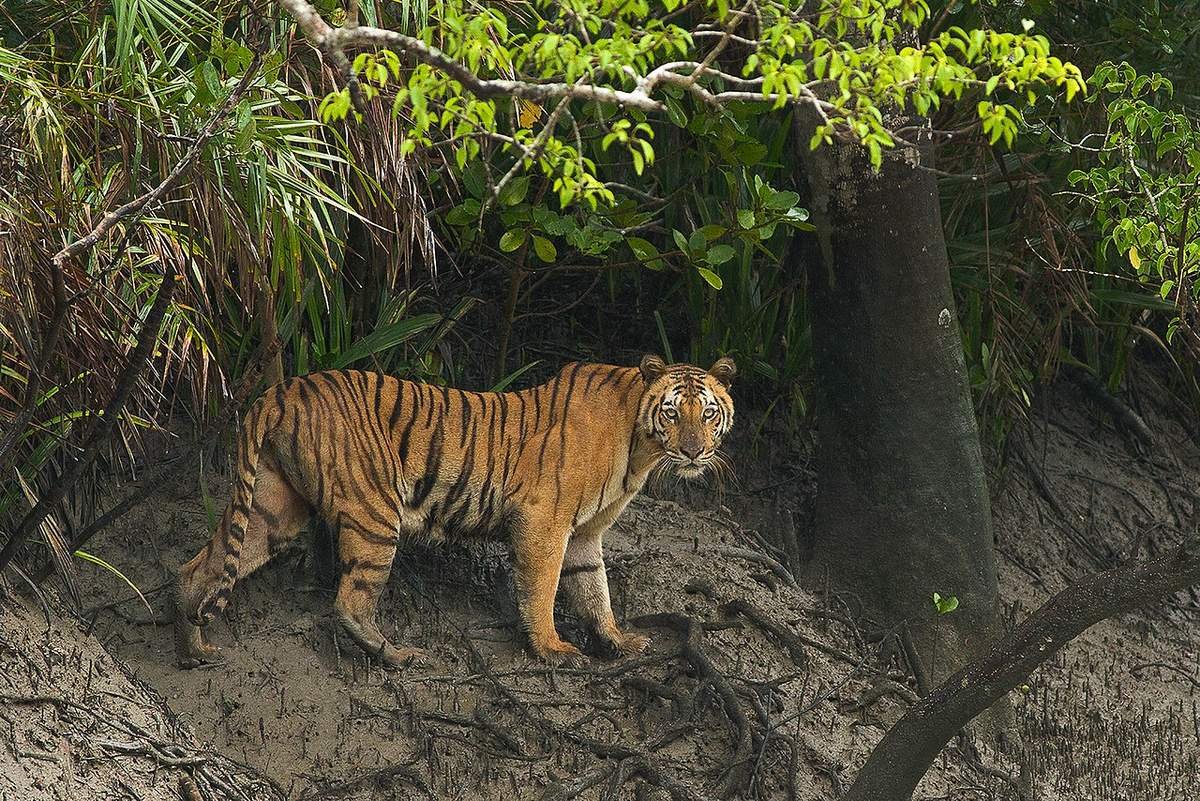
799,132,1000,688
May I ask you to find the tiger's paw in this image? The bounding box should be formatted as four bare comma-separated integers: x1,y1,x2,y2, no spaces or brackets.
176,622,223,669
532,638,588,668
606,629,650,657
379,645,426,670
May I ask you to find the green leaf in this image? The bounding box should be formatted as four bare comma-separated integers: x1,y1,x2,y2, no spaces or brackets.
706,244,736,265
932,592,960,614
764,190,800,211
445,202,479,226
672,229,689,252
462,163,487,199
733,141,768,165
532,235,557,263
199,60,221,100
665,97,688,127
696,267,723,290
499,176,530,206
500,228,526,253
235,99,252,131
489,360,542,392
688,229,706,255
737,209,756,229
233,117,256,153
627,237,659,261
330,314,443,369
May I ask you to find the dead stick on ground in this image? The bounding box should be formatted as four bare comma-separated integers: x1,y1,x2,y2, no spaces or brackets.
720,598,810,669
462,637,710,801
714,546,797,587
298,760,430,799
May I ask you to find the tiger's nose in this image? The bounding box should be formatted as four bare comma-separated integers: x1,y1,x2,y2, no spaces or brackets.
681,444,703,461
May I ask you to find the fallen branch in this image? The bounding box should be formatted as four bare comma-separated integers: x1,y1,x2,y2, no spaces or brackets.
838,677,919,715
719,598,809,669
1,693,282,800
462,637,711,801
843,535,1200,801
713,547,797,587
416,709,537,759
298,760,430,799
1065,365,1154,447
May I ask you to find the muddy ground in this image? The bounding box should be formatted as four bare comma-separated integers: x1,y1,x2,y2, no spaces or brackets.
4,373,1200,800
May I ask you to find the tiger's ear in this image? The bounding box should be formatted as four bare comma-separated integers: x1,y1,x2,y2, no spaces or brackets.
708,356,737,387
640,354,667,382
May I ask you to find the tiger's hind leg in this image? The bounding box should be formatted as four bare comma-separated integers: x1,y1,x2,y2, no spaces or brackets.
331,513,423,669
175,453,312,667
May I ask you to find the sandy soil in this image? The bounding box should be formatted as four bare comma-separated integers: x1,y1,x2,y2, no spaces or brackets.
60,496,942,800
0,591,281,801
4,374,1200,800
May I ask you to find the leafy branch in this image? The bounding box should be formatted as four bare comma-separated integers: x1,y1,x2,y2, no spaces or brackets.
277,0,1086,210
278,0,667,111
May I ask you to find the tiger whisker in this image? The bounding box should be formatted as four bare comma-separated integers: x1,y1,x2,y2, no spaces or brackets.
713,451,739,491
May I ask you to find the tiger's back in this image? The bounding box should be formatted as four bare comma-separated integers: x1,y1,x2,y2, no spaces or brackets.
175,357,735,668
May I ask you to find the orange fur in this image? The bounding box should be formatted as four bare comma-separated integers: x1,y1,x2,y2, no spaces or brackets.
175,356,736,668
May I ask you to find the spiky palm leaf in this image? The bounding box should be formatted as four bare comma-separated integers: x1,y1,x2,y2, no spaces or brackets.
0,0,448,542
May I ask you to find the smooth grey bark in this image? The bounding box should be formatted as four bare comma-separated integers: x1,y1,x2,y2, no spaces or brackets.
799,132,1001,687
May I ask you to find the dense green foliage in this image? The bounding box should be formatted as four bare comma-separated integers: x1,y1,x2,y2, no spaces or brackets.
0,0,1197,528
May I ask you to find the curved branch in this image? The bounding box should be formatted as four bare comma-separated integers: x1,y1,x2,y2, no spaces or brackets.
52,56,261,272
843,537,1200,801
278,0,665,111
276,0,848,128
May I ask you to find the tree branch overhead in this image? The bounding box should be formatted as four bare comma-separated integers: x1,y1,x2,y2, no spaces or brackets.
277,0,666,111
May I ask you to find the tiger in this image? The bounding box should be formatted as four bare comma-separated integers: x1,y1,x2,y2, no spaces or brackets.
175,354,736,668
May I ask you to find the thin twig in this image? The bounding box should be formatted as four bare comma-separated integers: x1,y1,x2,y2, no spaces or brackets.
0,270,177,573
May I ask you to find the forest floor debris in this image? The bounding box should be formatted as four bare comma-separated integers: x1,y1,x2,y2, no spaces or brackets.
4,378,1200,799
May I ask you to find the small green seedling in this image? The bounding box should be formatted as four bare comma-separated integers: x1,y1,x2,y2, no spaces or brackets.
932,592,959,615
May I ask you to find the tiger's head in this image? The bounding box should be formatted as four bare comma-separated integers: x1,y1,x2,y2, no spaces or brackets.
637,354,736,479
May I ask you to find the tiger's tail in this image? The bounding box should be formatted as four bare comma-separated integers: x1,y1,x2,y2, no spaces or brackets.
181,396,275,626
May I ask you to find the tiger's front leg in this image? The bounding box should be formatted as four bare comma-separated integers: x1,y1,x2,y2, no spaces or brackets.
561,522,649,657
511,509,585,665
